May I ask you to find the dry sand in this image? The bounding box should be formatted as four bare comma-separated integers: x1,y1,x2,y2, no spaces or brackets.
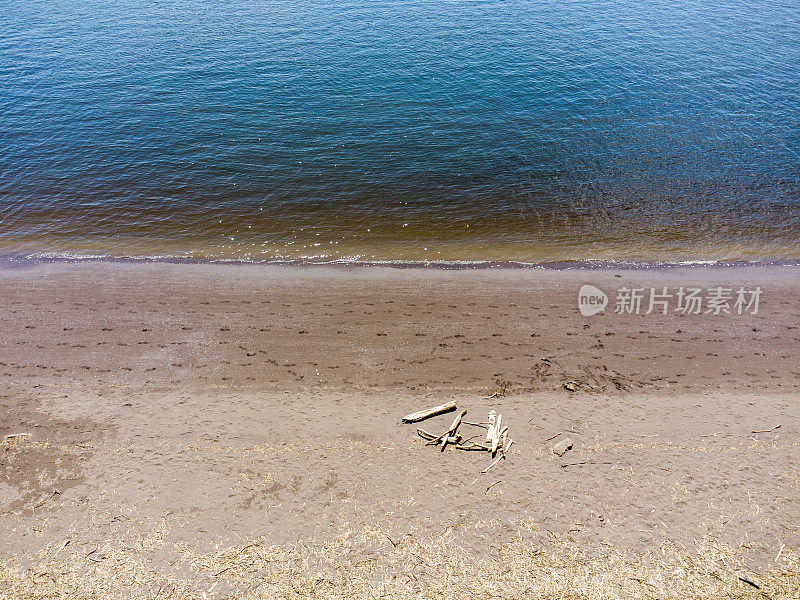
0,262,798,598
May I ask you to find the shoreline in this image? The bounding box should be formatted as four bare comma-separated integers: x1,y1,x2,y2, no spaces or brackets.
4,255,800,271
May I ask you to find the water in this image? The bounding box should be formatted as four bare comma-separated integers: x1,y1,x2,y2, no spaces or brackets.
2,0,799,265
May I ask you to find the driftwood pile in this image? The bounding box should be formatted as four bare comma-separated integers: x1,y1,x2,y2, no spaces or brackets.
402,401,513,473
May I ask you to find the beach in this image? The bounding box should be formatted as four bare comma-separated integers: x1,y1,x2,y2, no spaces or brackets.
3,0,798,595
0,261,798,597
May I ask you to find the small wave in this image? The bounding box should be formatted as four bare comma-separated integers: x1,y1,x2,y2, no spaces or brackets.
4,251,800,271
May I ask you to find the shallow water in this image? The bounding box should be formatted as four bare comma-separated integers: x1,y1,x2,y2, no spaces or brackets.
1,0,799,264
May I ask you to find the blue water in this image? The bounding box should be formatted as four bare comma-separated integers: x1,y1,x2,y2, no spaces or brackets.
1,0,799,263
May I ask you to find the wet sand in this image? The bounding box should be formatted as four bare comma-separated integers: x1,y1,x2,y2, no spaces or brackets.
0,262,798,595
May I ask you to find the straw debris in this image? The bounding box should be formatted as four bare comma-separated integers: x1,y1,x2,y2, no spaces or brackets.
1,523,797,599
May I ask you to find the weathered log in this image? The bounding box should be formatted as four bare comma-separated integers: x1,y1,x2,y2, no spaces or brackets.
402,400,457,423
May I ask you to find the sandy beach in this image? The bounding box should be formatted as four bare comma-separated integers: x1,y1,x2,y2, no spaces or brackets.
0,262,798,598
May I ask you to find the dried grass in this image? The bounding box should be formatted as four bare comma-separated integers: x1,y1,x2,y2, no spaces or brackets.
0,522,797,600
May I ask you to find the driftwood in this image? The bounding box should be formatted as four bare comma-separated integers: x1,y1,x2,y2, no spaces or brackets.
440,409,467,451
751,424,781,434
482,436,514,473
482,453,504,473
416,428,438,441
423,409,467,447
489,415,503,456
455,442,491,451
480,408,514,471
486,480,502,492
402,400,457,423
485,411,497,443
442,435,460,446
410,407,514,474
32,489,61,510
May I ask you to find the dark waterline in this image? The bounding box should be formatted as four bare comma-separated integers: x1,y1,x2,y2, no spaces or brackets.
2,0,799,263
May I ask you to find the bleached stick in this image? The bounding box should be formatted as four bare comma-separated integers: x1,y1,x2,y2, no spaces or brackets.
441,409,467,451
482,438,514,473
455,442,491,451
417,428,438,441
482,454,504,473
485,411,497,443
491,414,502,455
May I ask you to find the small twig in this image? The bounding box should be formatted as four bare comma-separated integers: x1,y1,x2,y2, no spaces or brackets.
53,540,70,557
463,421,489,429
544,432,561,442
86,548,105,562
32,490,61,510
737,575,760,589
485,480,502,493
560,461,613,469
482,452,507,473
776,544,785,562
751,425,781,434
479,437,513,470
